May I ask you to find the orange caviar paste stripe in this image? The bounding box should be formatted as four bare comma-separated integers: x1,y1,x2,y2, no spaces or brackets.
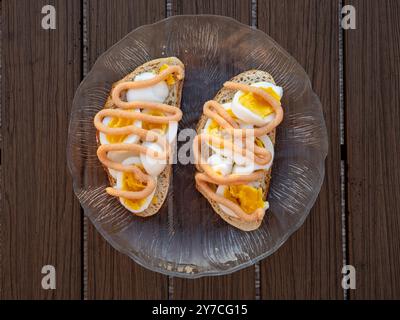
111,65,184,108
194,81,284,222
93,65,184,201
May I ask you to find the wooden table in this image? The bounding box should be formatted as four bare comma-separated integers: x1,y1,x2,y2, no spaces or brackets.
1,0,399,300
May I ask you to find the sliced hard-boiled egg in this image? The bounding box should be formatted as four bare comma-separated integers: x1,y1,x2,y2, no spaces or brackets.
207,154,233,176
239,122,254,130
208,140,248,166
115,157,156,214
232,82,283,126
107,150,137,180
203,102,238,135
202,102,248,165
99,109,142,145
206,131,274,170
204,118,221,135
141,109,178,144
99,110,142,179
126,72,169,103
208,130,270,167
140,141,167,177
232,134,275,174
216,184,269,217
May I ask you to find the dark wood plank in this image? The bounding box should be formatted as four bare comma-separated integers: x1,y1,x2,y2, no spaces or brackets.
258,0,343,299
86,0,169,299
1,0,82,299
345,0,400,299
170,0,255,300
171,0,252,23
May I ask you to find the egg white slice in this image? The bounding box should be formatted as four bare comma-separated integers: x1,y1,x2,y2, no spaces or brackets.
115,157,157,214
232,81,283,126
239,123,254,130
126,72,169,103
232,134,275,174
166,121,178,143
216,185,269,218
207,154,233,176
140,141,167,177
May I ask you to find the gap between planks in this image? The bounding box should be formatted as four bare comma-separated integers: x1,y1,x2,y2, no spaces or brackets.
251,0,260,301
166,0,174,300
0,0,3,300
338,0,349,301
82,0,89,301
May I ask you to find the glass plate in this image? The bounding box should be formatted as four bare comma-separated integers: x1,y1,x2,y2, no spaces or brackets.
68,15,328,278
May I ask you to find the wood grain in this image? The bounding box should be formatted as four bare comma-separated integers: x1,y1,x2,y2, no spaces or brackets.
85,0,169,299
345,0,400,299
171,0,251,23
258,0,343,299
170,0,255,300
0,0,82,299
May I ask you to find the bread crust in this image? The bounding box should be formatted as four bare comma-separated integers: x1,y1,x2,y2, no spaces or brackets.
96,57,184,217
196,70,277,231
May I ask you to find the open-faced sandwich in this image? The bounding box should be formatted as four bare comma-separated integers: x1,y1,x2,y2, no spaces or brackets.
193,70,284,231
94,57,185,217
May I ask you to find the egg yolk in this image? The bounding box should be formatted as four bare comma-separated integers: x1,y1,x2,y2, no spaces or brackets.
223,185,265,214
159,64,175,85
239,87,280,118
122,168,147,211
142,110,168,133
106,115,135,143
255,138,265,148
226,108,237,119
207,119,221,134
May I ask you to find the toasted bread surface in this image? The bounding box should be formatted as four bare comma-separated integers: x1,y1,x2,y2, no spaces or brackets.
196,70,277,230
97,57,184,217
